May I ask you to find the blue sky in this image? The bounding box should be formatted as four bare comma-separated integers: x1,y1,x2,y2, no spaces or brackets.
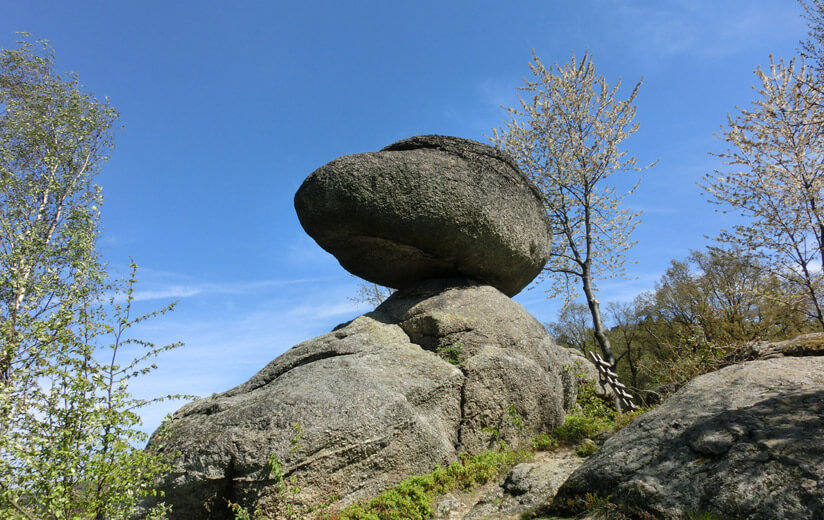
2,1,808,432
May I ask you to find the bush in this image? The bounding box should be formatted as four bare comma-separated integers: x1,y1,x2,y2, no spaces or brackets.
552,414,613,445
334,447,530,520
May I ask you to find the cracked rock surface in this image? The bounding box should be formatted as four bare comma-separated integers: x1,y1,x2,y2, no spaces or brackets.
147,279,588,519
551,356,824,520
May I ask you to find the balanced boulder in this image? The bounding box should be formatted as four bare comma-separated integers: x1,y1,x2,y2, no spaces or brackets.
550,356,824,520
294,135,551,297
146,279,586,519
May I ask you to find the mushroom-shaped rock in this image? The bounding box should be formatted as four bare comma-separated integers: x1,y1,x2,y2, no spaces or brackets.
294,135,551,296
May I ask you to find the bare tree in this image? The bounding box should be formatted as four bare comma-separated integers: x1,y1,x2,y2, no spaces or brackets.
349,280,394,308
545,302,596,356
491,51,654,369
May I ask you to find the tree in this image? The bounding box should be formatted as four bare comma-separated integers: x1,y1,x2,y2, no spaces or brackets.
349,280,394,308
0,36,116,381
647,248,811,345
491,51,654,371
702,54,824,330
606,300,644,391
0,36,180,519
545,302,596,356
800,0,824,79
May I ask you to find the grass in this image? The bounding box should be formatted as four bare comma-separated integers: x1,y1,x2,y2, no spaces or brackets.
235,371,655,520
329,376,654,520
326,447,531,520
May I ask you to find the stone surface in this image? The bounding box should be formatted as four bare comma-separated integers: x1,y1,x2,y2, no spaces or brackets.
431,448,585,520
550,357,824,520
735,332,824,361
147,279,583,519
294,135,551,297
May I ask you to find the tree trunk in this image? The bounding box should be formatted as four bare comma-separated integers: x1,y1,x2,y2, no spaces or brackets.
581,271,623,412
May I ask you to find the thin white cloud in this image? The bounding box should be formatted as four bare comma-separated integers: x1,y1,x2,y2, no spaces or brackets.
132,285,202,301
287,300,371,320
129,276,331,302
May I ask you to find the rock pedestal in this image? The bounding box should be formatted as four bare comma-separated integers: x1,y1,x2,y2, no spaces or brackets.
145,136,570,519
148,280,586,519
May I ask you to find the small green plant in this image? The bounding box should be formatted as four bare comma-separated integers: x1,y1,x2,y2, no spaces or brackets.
530,431,559,451
482,426,500,442
267,453,285,484
436,342,464,365
336,447,530,520
227,501,261,520
613,407,652,432
576,378,616,420
575,439,598,457
551,413,612,445
290,422,303,452
506,404,525,430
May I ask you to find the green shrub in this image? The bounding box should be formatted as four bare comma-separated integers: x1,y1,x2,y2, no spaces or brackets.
552,414,612,445
612,407,652,432
531,432,559,451
576,378,616,420
575,439,598,457
436,343,464,365
335,447,529,520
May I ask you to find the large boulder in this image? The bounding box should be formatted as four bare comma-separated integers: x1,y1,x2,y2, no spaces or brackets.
550,356,824,520
147,279,583,519
294,135,551,297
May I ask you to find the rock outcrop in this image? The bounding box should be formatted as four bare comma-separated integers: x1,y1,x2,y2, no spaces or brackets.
550,356,824,520
144,135,581,519
294,135,551,297
149,280,586,519
432,448,585,520
733,332,824,361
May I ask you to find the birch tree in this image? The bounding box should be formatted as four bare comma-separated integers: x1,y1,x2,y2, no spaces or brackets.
0,36,179,519
703,56,824,330
491,51,653,368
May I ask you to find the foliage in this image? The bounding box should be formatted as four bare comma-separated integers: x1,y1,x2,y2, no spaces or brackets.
506,404,525,430
557,246,821,404
545,302,596,355
435,342,463,365
648,248,811,344
612,408,650,432
533,369,651,456
702,53,824,330
0,34,117,381
551,414,612,446
0,36,182,519
574,439,598,458
537,374,616,451
800,0,824,78
0,262,183,520
491,50,654,370
267,453,285,485
530,432,559,451
331,447,530,520
575,372,616,420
